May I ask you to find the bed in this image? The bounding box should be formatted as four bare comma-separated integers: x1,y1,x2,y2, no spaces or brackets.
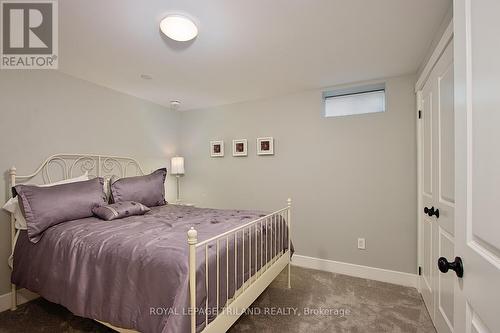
7,154,292,333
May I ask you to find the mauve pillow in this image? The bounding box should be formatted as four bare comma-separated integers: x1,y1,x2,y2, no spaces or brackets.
93,201,150,221
14,178,107,243
110,168,167,207
2,172,90,231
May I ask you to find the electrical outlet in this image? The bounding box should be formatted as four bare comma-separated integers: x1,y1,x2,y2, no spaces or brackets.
357,238,366,250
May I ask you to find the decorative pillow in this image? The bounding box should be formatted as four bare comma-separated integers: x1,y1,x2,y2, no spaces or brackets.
14,177,107,243
93,201,150,221
2,173,90,230
110,168,167,207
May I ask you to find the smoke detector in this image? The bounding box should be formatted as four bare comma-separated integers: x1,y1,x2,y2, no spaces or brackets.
170,100,181,110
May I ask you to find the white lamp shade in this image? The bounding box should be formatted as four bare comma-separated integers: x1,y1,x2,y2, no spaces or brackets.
171,156,185,175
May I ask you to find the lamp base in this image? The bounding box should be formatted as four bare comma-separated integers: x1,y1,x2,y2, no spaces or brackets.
175,175,181,202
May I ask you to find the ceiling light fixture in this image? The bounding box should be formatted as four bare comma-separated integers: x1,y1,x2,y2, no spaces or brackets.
160,15,198,42
140,74,152,80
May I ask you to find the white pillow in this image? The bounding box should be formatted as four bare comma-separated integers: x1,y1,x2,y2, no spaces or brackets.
2,172,90,230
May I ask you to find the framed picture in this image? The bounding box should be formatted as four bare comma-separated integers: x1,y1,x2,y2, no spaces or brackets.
232,139,248,157
257,137,274,155
210,140,224,157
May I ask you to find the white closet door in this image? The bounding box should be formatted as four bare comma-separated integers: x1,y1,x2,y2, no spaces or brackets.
433,40,455,333
453,1,500,332
420,63,436,320
419,40,455,333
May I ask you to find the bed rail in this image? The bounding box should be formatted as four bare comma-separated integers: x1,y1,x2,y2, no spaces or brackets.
188,199,292,333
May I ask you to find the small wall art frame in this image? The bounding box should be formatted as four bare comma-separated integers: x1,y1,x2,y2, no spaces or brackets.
210,140,224,157
232,139,248,157
257,137,274,155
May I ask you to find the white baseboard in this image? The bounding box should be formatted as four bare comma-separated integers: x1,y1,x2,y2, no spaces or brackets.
292,255,418,288
0,288,39,312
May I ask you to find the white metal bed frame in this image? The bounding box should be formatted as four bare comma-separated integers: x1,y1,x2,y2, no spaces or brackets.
8,153,292,333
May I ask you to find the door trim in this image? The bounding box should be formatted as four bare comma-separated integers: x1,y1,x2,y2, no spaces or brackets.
416,21,454,92
417,89,423,293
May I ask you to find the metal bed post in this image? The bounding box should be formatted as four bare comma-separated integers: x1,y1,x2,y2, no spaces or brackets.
9,166,17,311
188,227,198,333
287,198,292,289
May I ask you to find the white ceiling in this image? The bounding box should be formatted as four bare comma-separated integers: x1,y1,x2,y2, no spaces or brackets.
59,0,451,111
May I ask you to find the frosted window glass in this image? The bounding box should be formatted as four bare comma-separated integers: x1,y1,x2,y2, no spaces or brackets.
324,90,385,117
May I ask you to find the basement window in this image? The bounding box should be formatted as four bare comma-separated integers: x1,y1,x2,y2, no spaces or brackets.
323,83,386,118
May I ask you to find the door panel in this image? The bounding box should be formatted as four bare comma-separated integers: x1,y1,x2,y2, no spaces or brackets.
422,216,433,315
469,0,500,257
436,53,455,238
469,307,491,333
470,0,500,251
423,92,433,197
438,64,455,207
436,227,454,333
454,1,500,332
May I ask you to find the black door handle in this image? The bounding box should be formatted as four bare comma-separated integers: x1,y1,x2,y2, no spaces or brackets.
424,206,440,218
438,256,463,278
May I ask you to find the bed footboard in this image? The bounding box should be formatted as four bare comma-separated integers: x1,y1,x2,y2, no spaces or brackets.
188,198,292,333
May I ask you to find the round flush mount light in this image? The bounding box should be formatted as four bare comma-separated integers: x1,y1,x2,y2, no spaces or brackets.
160,15,198,42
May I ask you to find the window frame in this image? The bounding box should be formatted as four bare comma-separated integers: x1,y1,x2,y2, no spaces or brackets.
322,82,386,118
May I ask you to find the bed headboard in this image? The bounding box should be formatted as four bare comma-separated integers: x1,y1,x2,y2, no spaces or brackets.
6,153,146,310
9,153,145,186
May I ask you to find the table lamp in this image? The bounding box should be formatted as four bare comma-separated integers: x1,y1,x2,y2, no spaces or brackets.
170,156,185,202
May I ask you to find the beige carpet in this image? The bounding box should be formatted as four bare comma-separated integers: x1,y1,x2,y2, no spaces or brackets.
0,266,435,333
230,266,435,333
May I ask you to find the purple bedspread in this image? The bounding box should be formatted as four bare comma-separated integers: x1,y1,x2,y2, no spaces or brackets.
12,204,290,333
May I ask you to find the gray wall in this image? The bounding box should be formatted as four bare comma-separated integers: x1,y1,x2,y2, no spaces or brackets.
179,74,417,274
0,71,417,297
0,70,180,294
